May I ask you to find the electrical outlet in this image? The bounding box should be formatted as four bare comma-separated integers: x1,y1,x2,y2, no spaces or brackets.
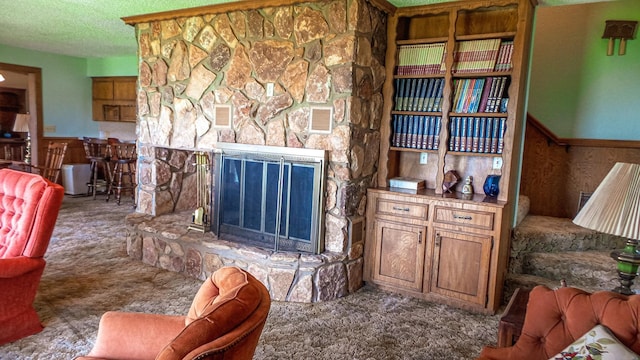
492,157,503,170
419,152,428,164
43,125,56,133
266,83,274,97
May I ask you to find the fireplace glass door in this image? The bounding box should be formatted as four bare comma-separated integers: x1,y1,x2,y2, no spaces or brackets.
214,145,325,254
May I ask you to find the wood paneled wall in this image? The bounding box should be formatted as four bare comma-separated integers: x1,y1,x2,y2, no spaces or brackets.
520,116,640,218
38,137,88,166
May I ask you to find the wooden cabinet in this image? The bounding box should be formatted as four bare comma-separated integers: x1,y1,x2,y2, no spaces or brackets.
365,0,535,313
92,77,137,122
365,190,503,313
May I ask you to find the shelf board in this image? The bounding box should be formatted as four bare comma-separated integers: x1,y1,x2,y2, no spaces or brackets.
390,147,439,153
451,71,512,78
397,37,449,45
394,73,445,79
446,151,501,157
392,111,442,116
449,112,508,117
456,32,516,41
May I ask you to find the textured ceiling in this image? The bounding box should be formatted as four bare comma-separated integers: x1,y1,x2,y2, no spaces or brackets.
0,0,613,59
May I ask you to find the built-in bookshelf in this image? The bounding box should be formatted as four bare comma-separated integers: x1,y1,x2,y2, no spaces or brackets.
367,0,536,314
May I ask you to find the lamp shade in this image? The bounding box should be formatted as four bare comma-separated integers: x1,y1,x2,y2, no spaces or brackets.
13,113,30,133
573,162,640,240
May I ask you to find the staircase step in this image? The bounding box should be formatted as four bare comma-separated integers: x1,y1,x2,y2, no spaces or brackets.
509,215,627,274
503,272,620,304
521,250,619,290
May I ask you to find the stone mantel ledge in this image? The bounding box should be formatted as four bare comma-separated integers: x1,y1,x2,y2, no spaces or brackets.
125,212,362,303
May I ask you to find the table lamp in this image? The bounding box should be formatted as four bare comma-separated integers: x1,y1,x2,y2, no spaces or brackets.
13,113,31,165
573,162,640,295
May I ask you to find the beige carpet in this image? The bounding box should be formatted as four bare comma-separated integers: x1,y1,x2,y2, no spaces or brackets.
0,195,500,360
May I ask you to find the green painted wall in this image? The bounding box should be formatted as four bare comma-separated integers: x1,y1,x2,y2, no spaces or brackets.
0,45,138,137
0,44,96,137
529,0,640,140
87,55,138,76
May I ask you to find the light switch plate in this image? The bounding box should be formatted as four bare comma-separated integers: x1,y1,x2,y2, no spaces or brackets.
419,152,428,164
492,157,503,169
266,83,274,97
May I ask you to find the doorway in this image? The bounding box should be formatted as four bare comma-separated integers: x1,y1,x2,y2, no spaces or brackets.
0,63,42,165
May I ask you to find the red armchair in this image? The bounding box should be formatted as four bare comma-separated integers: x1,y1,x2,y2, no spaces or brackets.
0,168,65,344
76,266,271,360
478,285,640,360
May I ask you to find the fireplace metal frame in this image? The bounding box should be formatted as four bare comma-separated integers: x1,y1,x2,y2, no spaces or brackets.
212,142,327,254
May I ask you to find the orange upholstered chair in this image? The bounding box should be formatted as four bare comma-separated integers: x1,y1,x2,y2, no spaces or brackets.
477,285,640,360
76,266,271,360
0,169,65,344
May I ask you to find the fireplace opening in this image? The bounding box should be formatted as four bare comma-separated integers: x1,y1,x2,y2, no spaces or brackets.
212,143,327,254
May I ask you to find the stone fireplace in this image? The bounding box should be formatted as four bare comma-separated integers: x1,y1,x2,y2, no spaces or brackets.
123,0,388,302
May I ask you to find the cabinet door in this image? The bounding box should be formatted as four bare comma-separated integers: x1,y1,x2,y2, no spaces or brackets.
92,80,114,100
430,229,491,305
372,219,426,292
113,79,137,100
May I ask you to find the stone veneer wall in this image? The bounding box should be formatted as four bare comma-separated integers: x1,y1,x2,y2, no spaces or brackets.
128,0,387,302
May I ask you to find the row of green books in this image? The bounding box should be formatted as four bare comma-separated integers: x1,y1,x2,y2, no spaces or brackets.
396,43,446,76
392,115,442,150
395,39,514,76
451,76,509,114
448,116,506,154
394,78,444,112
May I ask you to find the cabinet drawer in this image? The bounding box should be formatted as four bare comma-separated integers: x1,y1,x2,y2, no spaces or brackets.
434,207,494,230
376,199,428,220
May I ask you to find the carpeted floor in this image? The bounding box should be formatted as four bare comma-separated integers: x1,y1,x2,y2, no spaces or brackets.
0,195,500,360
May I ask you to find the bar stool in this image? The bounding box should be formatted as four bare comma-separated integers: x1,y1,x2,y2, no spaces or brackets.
106,139,137,205
83,137,112,199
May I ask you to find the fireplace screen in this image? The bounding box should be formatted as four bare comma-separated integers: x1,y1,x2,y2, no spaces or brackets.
212,143,326,254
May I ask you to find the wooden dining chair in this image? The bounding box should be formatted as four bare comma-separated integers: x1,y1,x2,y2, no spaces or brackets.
12,141,68,184
31,141,68,183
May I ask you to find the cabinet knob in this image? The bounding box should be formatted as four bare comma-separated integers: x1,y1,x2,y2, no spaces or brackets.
435,234,441,246
418,231,422,244
392,206,410,212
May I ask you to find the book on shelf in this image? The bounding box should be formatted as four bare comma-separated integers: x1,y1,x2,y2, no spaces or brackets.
394,78,404,111
471,117,481,152
452,38,501,74
497,117,506,154
402,78,412,111
416,78,429,111
389,177,426,190
477,117,486,153
459,115,468,151
433,116,441,150
477,77,494,113
392,115,400,147
494,40,514,72
490,117,500,153
431,78,445,112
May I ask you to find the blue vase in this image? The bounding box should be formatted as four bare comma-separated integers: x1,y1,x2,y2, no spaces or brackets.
483,175,500,197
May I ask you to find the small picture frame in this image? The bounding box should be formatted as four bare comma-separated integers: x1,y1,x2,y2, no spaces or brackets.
577,191,593,213
103,105,120,121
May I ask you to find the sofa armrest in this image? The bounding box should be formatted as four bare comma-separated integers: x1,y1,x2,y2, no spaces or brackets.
0,257,44,278
80,311,186,360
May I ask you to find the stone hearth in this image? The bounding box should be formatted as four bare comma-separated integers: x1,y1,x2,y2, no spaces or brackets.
126,211,360,303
